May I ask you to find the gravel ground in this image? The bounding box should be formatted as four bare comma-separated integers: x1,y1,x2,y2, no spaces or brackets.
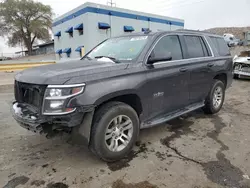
0,80,250,188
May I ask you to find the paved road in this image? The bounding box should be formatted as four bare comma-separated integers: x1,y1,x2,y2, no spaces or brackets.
0,80,250,188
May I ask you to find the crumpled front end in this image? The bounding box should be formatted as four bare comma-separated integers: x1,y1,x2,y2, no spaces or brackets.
12,101,85,135
12,81,87,137
12,102,46,133
234,62,250,77
233,54,250,77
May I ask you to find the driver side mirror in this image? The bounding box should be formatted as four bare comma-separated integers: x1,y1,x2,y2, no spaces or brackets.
147,51,172,65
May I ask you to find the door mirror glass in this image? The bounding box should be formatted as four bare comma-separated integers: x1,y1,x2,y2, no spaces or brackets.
148,51,172,64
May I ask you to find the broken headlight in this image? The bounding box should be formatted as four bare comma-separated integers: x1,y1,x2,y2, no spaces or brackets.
43,83,85,115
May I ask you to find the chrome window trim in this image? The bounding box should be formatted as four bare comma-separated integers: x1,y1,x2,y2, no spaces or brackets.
144,33,215,66
152,56,214,66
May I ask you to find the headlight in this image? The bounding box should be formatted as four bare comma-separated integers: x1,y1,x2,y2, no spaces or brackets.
49,89,62,97
43,83,85,115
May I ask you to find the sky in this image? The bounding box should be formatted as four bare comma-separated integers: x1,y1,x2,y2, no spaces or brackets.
1,0,250,54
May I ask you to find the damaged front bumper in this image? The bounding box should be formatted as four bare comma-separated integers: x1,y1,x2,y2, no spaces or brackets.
233,62,250,77
233,70,250,77
11,101,88,134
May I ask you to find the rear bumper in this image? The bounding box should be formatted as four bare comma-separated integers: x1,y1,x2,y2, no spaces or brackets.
11,102,88,133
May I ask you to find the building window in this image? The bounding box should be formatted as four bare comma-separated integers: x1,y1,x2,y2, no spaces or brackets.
63,48,71,58
98,22,110,30
75,46,84,57
55,49,62,58
74,23,84,36
124,26,134,32
54,31,61,38
65,27,73,37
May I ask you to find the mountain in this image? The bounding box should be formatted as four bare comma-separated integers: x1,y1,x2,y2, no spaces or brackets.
204,27,250,39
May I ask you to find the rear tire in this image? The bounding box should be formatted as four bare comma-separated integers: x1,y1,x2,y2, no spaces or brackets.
203,79,225,114
90,101,139,162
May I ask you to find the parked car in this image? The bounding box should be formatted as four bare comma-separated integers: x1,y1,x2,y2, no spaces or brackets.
233,50,250,78
223,33,240,47
12,30,233,161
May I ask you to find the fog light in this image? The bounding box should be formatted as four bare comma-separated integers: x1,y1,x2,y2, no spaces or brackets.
50,100,64,109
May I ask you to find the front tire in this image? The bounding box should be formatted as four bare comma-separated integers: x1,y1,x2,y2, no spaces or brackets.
203,80,225,114
90,101,139,162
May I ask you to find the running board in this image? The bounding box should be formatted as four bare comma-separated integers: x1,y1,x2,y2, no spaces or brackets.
142,102,205,128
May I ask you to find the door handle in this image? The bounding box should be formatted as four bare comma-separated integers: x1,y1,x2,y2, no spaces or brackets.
207,63,214,67
179,67,188,72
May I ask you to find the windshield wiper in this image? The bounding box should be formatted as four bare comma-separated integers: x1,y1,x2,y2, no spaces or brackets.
94,56,121,63
81,56,92,60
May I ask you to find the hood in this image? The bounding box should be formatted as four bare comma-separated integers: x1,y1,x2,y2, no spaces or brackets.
233,56,250,64
15,60,128,85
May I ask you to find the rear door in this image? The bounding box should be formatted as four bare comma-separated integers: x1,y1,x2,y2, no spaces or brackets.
144,35,190,120
181,35,214,103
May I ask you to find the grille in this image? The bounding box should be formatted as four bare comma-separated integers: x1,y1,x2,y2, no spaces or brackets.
234,63,250,73
14,81,47,108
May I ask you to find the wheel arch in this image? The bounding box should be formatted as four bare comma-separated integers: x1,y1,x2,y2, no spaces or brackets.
94,91,143,117
214,73,227,88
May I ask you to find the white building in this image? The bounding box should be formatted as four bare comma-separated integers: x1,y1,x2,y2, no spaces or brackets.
52,2,184,60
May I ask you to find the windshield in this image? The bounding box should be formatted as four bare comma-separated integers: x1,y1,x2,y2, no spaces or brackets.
85,36,149,62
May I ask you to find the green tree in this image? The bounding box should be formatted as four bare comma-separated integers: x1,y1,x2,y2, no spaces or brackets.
0,0,53,55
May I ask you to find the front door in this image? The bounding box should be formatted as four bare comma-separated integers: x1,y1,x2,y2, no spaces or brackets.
145,35,190,120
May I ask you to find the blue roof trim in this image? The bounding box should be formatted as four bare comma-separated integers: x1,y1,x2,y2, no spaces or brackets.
56,49,62,54
142,28,149,32
54,31,61,37
65,27,73,33
124,26,134,32
98,22,110,29
63,48,71,53
52,6,184,27
74,23,83,30
75,46,84,52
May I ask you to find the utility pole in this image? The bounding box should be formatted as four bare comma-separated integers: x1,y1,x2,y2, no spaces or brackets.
107,0,116,7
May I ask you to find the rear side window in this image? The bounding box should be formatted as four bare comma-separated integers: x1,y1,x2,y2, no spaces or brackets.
184,35,209,58
209,37,230,56
153,35,183,60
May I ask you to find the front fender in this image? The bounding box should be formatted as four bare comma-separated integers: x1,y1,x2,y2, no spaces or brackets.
94,89,138,105
67,75,144,107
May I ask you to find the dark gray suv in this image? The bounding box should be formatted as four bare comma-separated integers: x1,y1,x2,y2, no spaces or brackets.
12,30,233,161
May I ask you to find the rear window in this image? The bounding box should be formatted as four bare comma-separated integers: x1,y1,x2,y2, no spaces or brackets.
184,35,210,58
209,37,230,56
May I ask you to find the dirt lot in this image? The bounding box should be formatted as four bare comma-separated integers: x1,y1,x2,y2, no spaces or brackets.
0,79,250,188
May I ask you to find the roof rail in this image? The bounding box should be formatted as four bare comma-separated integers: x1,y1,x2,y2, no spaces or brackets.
176,29,215,35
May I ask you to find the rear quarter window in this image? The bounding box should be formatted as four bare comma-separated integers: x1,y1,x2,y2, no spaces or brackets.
209,37,230,56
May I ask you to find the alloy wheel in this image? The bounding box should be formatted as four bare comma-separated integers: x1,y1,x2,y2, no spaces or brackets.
105,115,133,152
